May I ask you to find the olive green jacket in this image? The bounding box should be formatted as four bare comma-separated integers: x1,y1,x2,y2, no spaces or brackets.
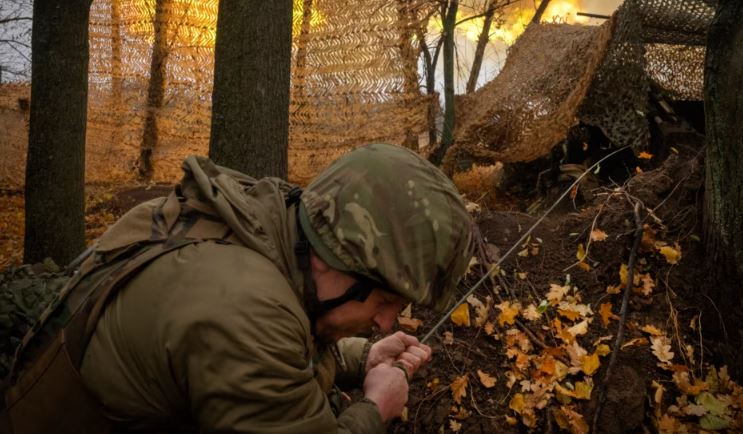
79,157,385,433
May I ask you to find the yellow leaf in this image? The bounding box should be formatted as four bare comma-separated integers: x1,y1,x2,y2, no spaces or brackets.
505,415,518,426
599,303,618,327
582,353,600,376
517,248,529,257
398,316,423,332
509,393,525,414
484,321,495,336
636,166,643,174
517,272,528,280
606,284,621,294
590,229,608,242
450,303,471,327
477,369,497,388
619,263,629,286
556,405,589,434
555,380,593,400
496,301,520,326
673,371,709,396
558,308,582,321
450,375,469,404
576,243,587,261
547,284,570,305
641,324,664,336
595,344,611,357
658,244,682,264
638,151,653,159
400,303,412,318
578,260,591,271
567,319,590,338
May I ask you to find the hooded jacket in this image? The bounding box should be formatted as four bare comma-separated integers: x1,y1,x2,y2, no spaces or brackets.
79,157,384,433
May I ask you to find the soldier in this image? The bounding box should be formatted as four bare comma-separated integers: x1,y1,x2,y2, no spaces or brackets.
2,143,474,434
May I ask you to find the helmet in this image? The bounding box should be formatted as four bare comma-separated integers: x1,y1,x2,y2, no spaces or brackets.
298,143,474,312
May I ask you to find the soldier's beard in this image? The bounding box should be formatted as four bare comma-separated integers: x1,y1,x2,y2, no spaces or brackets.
314,315,376,344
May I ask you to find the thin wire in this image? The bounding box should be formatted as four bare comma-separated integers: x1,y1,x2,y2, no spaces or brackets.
421,145,630,343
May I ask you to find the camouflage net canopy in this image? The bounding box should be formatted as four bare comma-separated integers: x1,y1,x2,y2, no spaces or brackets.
445,0,716,171
0,0,431,188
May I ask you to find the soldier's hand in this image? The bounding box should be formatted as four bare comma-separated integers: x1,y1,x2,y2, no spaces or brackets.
363,363,409,422
366,331,432,376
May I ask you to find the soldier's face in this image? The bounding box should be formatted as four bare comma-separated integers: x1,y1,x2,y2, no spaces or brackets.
315,288,406,343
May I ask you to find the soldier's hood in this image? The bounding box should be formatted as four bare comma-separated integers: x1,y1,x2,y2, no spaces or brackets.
95,156,304,295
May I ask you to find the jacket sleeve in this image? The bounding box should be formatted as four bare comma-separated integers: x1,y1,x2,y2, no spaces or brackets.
335,337,371,389
165,254,384,434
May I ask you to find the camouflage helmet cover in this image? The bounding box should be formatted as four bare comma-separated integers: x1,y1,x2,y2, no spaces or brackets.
299,143,474,312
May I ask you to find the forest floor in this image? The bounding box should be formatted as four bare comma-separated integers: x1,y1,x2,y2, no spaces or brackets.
1,146,741,433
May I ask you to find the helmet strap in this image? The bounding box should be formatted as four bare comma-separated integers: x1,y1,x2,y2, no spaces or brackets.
295,222,376,332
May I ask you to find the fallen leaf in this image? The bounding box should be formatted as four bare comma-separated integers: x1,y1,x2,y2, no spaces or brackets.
638,151,653,159
449,419,462,432
398,316,423,332
401,406,409,422
658,244,682,264
443,331,454,345
517,248,529,257
594,344,611,357
522,304,542,321
467,294,490,326
619,263,629,286
576,243,587,262
582,353,600,376
547,284,570,305
555,380,593,400
621,337,649,349
477,369,497,388
554,405,589,434
636,273,655,296
509,393,525,414
400,303,412,318
484,321,495,336
450,405,471,420
517,271,528,280
599,303,618,327
641,324,664,336
450,375,469,404
578,261,591,271
496,301,520,326
590,229,608,242
567,320,590,338
558,308,582,321
427,377,440,390
650,335,674,364
673,371,708,396
606,284,621,294
450,303,471,327
505,415,518,426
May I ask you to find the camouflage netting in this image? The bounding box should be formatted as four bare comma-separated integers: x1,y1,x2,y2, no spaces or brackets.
445,0,716,171
0,0,431,188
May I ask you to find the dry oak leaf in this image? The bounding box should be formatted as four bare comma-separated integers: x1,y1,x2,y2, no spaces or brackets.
450,374,469,404
483,321,495,336
567,319,590,338
640,324,664,336
599,303,619,327
466,294,491,327
450,405,471,420
590,228,608,242
397,316,423,332
450,302,471,327
673,371,709,396
594,344,611,357
443,331,454,345
635,273,655,297
400,303,412,318
554,405,589,434
496,301,521,326
638,151,653,159
505,415,518,426
448,419,462,432
522,304,542,321
555,379,593,400
650,335,675,365
477,369,497,388
547,284,570,305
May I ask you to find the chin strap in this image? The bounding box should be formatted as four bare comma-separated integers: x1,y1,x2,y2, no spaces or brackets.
288,187,376,327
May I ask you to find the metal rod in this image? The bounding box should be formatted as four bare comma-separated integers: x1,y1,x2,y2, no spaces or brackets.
576,12,610,19
420,146,630,343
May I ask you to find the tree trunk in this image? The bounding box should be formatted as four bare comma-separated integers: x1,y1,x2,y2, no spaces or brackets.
417,27,439,150
110,0,123,144
703,0,743,293
138,0,168,180
466,0,496,94
24,0,91,265
293,0,314,100
429,0,458,166
209,0,292,179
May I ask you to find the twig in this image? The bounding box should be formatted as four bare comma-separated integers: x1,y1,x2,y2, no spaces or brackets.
592,198,643,433
514,319,570,366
